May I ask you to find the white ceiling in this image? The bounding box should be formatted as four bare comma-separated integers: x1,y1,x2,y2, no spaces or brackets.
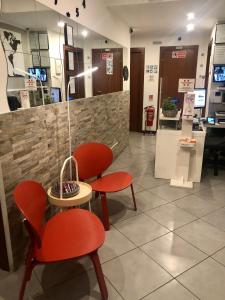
104,0,225,38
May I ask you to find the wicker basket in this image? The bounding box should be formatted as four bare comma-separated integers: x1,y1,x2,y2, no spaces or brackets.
162,109,178,118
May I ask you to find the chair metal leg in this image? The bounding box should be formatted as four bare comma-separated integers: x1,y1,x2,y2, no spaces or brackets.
130,184,137,211
89,251,108,300
100,193,110,231
19,259,36,300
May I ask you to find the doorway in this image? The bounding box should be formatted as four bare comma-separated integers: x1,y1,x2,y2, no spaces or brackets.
159,45,199,110
130,48,145,132
92,48,123,96
64,46,85,100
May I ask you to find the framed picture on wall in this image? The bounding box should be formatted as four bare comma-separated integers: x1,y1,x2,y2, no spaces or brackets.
38,33,49,50
68,51,74,70
64,24,74,47
32,52,41,67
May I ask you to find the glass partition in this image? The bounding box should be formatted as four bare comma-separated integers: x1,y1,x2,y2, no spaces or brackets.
0,0,125,112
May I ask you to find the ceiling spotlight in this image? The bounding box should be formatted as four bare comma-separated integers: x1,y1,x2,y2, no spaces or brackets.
187,12,195,20
186,23,195,32
81,30,88,38
57,21,65,28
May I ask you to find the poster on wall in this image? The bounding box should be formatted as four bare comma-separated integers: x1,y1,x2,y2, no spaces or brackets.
182,93,195,120
178,78,195,93
106,53,113,75
172,50,187,59
0,29,25,77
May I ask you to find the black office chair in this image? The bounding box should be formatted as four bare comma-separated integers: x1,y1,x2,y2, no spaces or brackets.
7,96,21,111
203,129,225,176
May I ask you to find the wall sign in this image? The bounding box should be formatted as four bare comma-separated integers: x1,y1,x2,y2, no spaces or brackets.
146,65,158,74
178,78,195,93
172,50,187,59
101,52,113,60
25,78,37,91
106,56,113,75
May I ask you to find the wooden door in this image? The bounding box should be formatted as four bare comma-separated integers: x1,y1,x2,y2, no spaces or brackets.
92,48,123,96
159,46,199,110
64,46,85,100
130,48,145,132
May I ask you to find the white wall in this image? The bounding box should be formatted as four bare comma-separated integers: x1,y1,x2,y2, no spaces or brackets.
36,0,130,49
131,34,210,131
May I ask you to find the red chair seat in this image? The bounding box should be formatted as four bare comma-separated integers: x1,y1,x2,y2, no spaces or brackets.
35,209,105,263
91,172,133,193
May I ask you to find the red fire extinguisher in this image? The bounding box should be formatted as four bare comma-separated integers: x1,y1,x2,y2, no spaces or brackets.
144,106,155,127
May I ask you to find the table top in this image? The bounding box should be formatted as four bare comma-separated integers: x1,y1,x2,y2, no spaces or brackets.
205,123,225,129
47,181,92,208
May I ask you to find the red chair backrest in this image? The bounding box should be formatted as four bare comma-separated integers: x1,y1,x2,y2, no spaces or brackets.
13,181,47,242
73,142,113,180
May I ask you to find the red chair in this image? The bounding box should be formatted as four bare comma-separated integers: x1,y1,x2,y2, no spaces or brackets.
13,180,108,300
73,142,137,231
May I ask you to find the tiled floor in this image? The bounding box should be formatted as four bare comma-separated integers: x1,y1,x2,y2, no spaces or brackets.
1,132,225,299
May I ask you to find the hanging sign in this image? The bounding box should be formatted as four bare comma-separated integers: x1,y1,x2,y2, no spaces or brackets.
182,93,195,120
172,50,187,59
178,78,195,93
106,53,113,75
24,78,37,91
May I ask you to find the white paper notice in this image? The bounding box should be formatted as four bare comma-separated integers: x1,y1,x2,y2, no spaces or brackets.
178,78,195,93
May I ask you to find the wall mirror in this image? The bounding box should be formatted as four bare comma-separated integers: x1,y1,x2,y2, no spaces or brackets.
0,0,125,113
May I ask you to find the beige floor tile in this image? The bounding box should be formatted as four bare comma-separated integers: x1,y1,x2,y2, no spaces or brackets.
174,194,225,218
102,248,172,300
99,228,136,263
177,258,225,300
142,280,198,300
114,214,169,246
0,265,43,300
134,174,168,190
141,232,207,277
41,269,123,300
202,208,225,231
212,247,225,266
195,185,225,202
146,203,197,230
175,220,225,255
134,190,167,212
150,185,192,202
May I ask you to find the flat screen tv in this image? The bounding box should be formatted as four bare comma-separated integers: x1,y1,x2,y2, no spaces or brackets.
28,68,47,82
213,65,225,83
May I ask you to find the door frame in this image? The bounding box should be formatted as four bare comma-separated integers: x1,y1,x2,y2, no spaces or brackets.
157,45,199,128
130,47,145,132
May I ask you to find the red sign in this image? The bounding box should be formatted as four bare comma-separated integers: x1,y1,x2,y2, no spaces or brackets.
172,50,187,59
101,53,113,60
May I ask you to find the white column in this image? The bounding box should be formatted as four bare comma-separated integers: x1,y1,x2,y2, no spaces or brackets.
0,40,10,114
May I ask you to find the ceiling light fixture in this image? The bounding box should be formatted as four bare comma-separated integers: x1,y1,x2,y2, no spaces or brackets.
57,21,65,28
186,23,195,32
81,30,88,38
187,12,195,20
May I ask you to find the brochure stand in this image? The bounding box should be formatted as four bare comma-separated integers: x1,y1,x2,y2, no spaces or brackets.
170,93,196,188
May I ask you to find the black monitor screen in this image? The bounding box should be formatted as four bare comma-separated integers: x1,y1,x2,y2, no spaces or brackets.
28,68,47,82
213,65,225,83
50,87,61,103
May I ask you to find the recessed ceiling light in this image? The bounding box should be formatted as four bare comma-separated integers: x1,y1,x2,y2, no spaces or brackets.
186,23,195,32
57,21,65,28
187,12,195,20
81,30,88,38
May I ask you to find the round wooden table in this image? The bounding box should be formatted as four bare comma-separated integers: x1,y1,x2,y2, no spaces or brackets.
47,181,92,208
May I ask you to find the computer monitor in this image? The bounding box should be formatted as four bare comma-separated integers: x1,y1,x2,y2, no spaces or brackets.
50,87,61,103
28,68,47,82
213,65,225,83
207,117,215,125
194,89,206,108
